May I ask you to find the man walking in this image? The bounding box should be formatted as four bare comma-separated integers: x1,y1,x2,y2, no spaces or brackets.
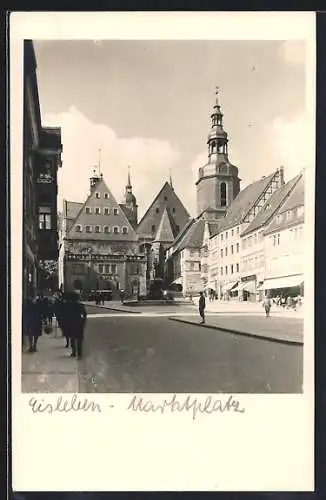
263,294,272,318
199,291,206,324
63,292,87,359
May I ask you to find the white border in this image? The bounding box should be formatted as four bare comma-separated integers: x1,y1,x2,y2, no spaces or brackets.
11,12,315,491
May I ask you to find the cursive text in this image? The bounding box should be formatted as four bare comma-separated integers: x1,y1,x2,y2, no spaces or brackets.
127,394,245,420
29,394,102,414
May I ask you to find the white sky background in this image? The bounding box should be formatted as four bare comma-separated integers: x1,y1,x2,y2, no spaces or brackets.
34,39,307,218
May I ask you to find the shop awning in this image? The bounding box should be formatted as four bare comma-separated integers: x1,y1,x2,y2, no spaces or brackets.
222,281,238,292
263,275,304,290
239,280,256,293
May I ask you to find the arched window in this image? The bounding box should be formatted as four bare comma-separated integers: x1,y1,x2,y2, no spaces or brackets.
211,141,217,154
221,182,227,207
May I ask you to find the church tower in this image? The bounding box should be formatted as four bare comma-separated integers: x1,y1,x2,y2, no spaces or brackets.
120,166,138,228
196,88,241,217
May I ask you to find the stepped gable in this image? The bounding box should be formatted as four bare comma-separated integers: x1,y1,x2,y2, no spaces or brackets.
66,177,137,241
64,200,83,231
137,181,190,239
153,207,175,243
265,174,304,235
210,172,276,237
242,173,302,237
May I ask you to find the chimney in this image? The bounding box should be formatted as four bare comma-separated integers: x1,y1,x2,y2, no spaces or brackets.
279,166,285,186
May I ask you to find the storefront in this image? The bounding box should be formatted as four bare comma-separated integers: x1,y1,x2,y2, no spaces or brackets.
263,274,304,298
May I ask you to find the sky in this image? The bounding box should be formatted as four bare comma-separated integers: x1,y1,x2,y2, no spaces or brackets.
33,39,307,218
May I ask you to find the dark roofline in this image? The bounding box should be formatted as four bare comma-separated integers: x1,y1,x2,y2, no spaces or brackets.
137,181,191,229
24,40,42,134
241,173,303,237
166,217,195,251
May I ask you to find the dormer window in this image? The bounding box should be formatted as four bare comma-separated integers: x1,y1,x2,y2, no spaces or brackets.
103,226,110,233
95,225,101,233
85,207,92,214
95,192,100,199
75,225,82,232
113,208,119,215
104,207,110,215
113,226,119,234
104,193,109,199
122,226,128,234
85,225,92,233
95,207,101,215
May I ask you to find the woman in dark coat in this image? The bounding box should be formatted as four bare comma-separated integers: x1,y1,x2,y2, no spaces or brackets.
62,292,87,358
27,298,43,352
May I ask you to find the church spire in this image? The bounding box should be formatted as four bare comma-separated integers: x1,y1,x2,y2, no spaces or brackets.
207,86,228,158
127,165,132,188
169,168,173,190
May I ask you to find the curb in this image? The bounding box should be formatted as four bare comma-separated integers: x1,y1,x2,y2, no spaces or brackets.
168,317,303,346
82,303,141,314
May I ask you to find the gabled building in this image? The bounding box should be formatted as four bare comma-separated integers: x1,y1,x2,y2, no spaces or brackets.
208,168,285,300
59,168,147,297
240,172,302,300
136,178,191,283
263,173,305,298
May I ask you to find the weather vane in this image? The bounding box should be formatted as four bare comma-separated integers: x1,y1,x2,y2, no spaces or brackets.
215,86,220,95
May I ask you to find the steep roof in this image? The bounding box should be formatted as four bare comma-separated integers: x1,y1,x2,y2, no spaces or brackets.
210,172,277,237
264,175,305,235
242,173,302,236
171,218,206,253
153,207,175,243
137,181,190,239
64,200,83,231
207,221,220,236
65,177,138,241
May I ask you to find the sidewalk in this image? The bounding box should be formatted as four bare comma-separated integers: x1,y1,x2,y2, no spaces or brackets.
169,314,304,345
82,300,141,314
22,329,78,392
192,297,304,319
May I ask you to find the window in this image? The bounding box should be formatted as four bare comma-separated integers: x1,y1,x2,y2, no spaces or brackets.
225,231,228,240
225,266,228,275
231,264,234,274
152,225,156,233
122,227,128,234
231,229,234,236
104,208,110,215
155,208,159,214
164,196,168,201
113,208,119,215
38,206,51,230
113,226,119,234
225,247,228,257
221,249,223,258
172,208,176,213
98,264,103,273
237,226,239,234
221,233,223,241
236,263,239,273
103,226,109,233
111,264,117,274
86,225,92,233
220,267,223,276
75,225,82,232
95,192,100,199
236,243,239,253
277,233,280,245
231,244,234,255
104,193,109,199
85,207,92,214
221,182,227,207
95,207,101,215
95,225,100,233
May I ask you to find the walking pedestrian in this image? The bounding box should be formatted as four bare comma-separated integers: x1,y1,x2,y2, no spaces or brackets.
263,295,272,318
62,292,87,359
199,291,206,324
27,297,43,352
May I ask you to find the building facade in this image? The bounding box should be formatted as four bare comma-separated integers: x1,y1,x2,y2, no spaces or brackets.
23,40,62,298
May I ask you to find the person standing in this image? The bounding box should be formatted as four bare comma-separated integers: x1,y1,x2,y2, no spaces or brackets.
28,297,43,352
64,292,87,359
263,295,272,318
199,291,206,324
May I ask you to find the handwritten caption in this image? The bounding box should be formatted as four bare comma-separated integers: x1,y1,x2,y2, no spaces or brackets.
29,394,245,420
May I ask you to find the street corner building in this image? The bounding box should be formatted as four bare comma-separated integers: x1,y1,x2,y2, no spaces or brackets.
59,166,191,297
23,40,62,299
165,89,305,302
